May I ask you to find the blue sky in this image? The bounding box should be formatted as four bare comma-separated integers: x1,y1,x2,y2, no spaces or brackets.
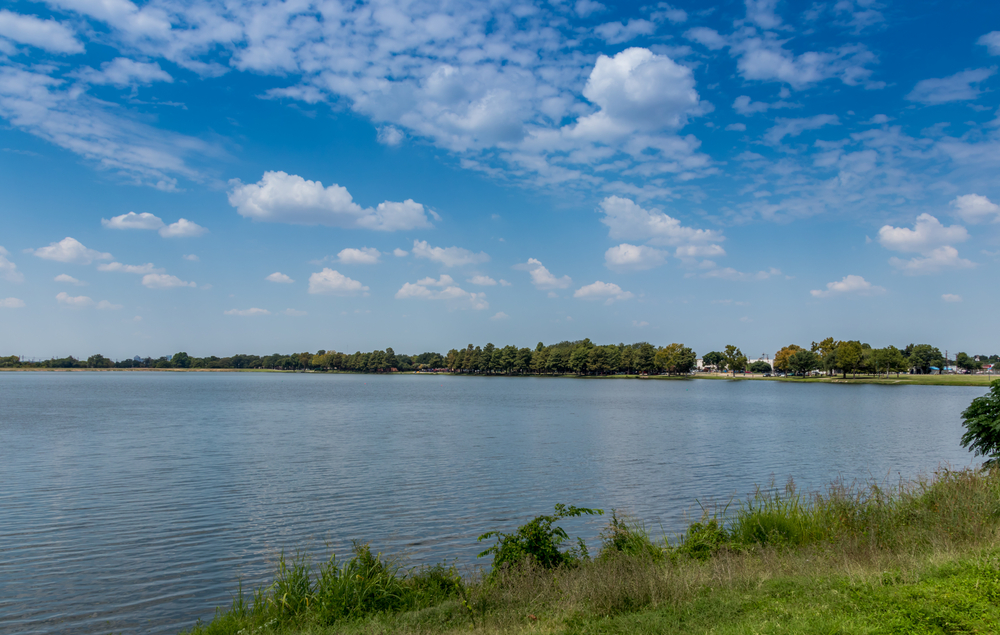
1,0,999,359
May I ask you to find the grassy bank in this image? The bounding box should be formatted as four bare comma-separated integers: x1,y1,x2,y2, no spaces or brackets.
183,468,1000,635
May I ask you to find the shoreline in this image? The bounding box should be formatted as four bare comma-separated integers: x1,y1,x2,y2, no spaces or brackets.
2,366,995,386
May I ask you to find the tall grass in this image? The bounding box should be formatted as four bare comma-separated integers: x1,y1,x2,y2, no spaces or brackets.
183,468,1000,634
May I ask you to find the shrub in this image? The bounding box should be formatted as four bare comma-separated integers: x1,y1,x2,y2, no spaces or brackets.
961,380,1000,467
478,504,603,575
599,510,664,560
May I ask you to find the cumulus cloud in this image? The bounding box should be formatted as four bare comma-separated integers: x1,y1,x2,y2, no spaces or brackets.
224,307,270,316
142,273,196,288
412,240,489,267
942,293,962,303
0,297,25,308
56,291,93,307
490,311,509,320
810,274,886,297
0,10,84,54
574,280,635,304
376,125,404,146
725,123,746,131
282,308,307,316
675,244,726,260
514,258,572,289
467,275,498,286
598,196,723,247
159,218,207,238
604,243,667,271
97,299,122,310
30,237,112,264
594,20,656,45
75,58,172,87
950,194,1000,224
745,0,782,29
98,262,163,274
265,272,293,283
701,267,782,281
182,254,199,261
307,268,369,295
228,171,433,231
54,273,86,285
393,248,408,257
732,95,797,116
889,246,975,275
907,68,996,105
0,246,24,282
684,27,727,50
575,48,707,136
395,274,488,309
575,0,606,18
103,211,164,230
337,247,381,265
877,214,968,253
731,36,878,90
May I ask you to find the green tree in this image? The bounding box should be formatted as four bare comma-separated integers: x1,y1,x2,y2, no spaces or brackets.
787,349,819,376
87,354,112,368
170,351,191,368
722,345,747,376
773,345,803,373
835,340,863,378
960,381,1000,467
909,344,944,374
384,347,398,370
702,351,724,370
748,360,772,374
956,352,980,372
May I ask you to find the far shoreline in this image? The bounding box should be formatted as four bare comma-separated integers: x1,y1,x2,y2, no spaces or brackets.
1,366,995,386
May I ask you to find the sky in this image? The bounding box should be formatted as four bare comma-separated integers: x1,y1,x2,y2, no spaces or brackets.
1,0,999,360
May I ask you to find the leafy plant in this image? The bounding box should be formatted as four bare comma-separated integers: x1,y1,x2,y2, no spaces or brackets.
478,504,603,574
961,380,1000,467
599,510,663,560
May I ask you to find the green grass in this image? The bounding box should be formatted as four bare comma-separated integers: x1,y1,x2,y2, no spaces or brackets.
698,373,997,387
181,468,1000,635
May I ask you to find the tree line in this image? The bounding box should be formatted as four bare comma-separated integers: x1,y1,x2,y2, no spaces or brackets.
1,338,996,377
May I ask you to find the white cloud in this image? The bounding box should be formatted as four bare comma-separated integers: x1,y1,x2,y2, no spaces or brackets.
594,20,656,45
142,273,196,289
0,297,25,308
745,0,782,29
393,248,408,257
228,171,432,231
0,246,24,283
265,272,294,283
76,58,172,87
574,280,634,304
633,320,649,327
395,275,488,309
56,291,93,307
942,293,962,303
337,247,381,265
877,214,968,253
0,10,83,54
159,218,207,238
282,308,307,316
684,27,727,50
701,267,782,281
907,68,996,105
54,273,86,285
604,243,668,271
490,311,509,320
763,115,839,145
576,48,707,135
726,123,747,131
499,279,512,286
103,211,164,230
950,194,1000,224
889,246,975,275
598,196,723,247
97,300,122,310
224,307,270,316
98,262,162,274
575,0,606,18
731,36,878,89
182,254,199,261
810,274,886,297
376,125,404,146
412,240,489,267
980,32,1000,56
468,275,498,286
675,244,726,260
307,268,369,295
30,237,113,264
732,95,797,116
514,258,572,289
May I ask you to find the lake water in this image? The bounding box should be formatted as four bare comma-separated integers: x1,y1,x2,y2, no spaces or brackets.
0,372,988,634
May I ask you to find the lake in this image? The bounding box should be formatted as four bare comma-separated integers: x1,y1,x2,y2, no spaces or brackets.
0,372,987,634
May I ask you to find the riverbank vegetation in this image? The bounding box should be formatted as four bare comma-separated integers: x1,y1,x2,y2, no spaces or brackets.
183,467,1000,635
4,338,997,378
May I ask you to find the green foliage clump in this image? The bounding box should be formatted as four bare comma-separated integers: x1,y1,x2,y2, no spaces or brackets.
599,511,664,560
676,518,730,560
961,380,1000,467
477,504,603,574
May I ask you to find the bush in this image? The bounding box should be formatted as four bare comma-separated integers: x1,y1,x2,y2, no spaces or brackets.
961,380,1000,467
478,504,603,575
599,510,664,560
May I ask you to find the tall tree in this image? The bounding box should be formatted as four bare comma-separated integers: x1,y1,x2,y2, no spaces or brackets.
722,345,747,376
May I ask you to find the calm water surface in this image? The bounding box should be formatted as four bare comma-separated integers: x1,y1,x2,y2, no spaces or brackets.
0,372,987,634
